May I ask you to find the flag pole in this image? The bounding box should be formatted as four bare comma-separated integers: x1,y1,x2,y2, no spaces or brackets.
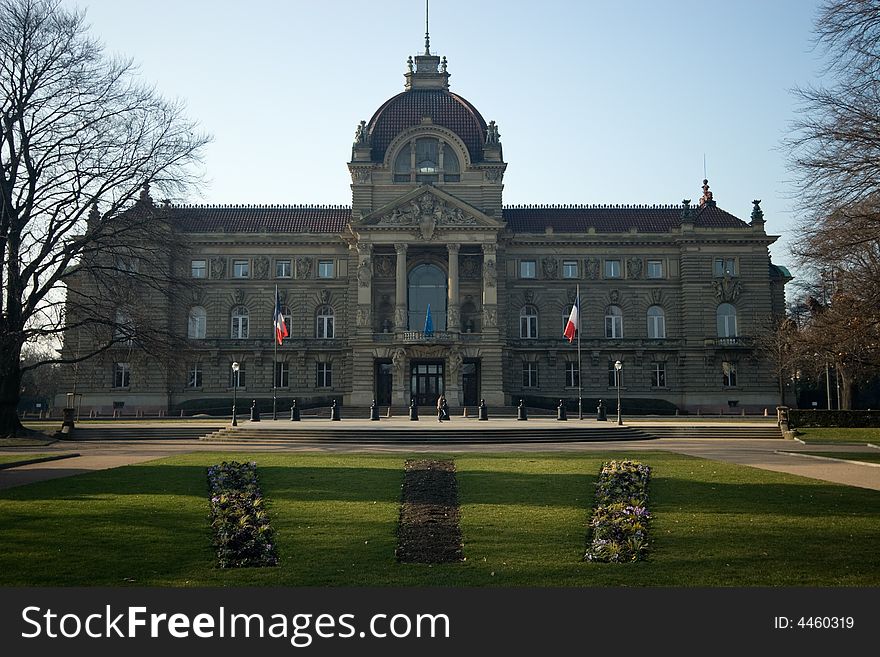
577,284,582,420
273,284,278,420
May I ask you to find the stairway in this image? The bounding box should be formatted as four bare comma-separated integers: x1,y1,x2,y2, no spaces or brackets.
65,426,217,441
637,425,782,440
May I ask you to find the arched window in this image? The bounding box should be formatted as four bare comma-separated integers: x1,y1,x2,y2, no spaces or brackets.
408,264,447,330
460,300,479,333
188,306,206,339
647,305,666,339
394,137,462,183
317,305,335,339
605,305,623,338
231,306,249,339
717,303,737,338
520,305,538,339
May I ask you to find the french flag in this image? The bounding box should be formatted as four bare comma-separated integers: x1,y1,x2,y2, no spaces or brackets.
273,287,289,345
563,292,579,343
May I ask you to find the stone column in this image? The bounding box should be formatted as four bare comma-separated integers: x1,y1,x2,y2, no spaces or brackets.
447,243,460,331
355,242,372,334
481,243,498,333
394,243,408,330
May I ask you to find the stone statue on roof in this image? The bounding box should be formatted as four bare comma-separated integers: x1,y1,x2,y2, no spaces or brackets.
354,120,369,146
486,120,500,145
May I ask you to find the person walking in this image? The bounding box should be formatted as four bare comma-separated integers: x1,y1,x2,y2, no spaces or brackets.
437,394,446,422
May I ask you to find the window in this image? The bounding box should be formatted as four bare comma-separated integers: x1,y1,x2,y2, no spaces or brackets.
114,310,133,343
318,260,334,278
394,138,461,183
520,305,538,338
716,303,738,338
275,259,292,278
520,260,536,279
230,364,246,388
562,305,578,338
317,305,335,338
275,362,289,388
563,260,578,279
723,361,737,387
605,305,623,338
713,257,737,277
522,362,538,388
191,259,207,278
233,259,250,278
113,362,130,388
408,263,447,330
231,306,249,339
604,259,621,279
647,305,666,339
651,362,666,388
280,305,292,337
316,362,332,388
608,362,622,387
188,363,203,388
188,306,206,339
116,256,138,273
565,362,579,387
647,260,664,279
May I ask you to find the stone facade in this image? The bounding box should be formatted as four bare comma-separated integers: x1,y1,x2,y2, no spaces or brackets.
56,47,790,415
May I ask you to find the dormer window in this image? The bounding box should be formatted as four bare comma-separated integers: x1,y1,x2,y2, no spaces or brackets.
394,137,460,183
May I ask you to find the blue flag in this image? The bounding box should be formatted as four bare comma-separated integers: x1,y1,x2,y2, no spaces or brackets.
424,304,434,336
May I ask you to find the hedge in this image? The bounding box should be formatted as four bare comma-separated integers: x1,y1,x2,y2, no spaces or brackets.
789,409,880,428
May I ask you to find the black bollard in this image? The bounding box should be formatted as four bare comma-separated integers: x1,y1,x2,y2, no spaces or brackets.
409,398,419,421
557,399,567,421
478,399,488,421
370,399,380,421
330,399,341,421
250,400,261,422
596,399,607,422
517,399,528,421
290,399,300,421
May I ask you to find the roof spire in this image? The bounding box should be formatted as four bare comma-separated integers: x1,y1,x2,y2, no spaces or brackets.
424,0,431,55
699,178,715,206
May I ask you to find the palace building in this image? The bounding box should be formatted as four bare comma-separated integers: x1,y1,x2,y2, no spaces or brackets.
56,42,791,416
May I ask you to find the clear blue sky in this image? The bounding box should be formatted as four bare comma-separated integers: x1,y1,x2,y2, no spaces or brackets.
68,0,825,275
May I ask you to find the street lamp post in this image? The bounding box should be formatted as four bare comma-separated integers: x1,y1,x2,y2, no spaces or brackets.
614,360,623,425
231,361,240,426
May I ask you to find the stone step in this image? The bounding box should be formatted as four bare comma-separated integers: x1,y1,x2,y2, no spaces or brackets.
65,426,216,441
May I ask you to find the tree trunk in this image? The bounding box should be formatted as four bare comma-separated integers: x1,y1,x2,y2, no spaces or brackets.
0,338,24,437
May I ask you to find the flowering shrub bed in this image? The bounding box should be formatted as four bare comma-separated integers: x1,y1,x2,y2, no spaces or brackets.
207,461,279,568
584,460,651,563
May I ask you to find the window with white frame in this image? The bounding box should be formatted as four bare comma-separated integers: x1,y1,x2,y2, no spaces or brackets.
316,362,332,388
562,260,578,279
522,362,538,388
188,306,207,339
722,361,737,387
713,257,737,277
520,260,536,279
317,305,335,338
275,259,292,278
191,259,207,278
716,303,738,338
608,362,622,387
604,259,621,278
646,259,664,279
605,305,623,338
231,306,249,339
520,305,538,338
230,364,246,388
188,363,203,388
651,362,666,388
646,305,666,339
233,259,250,278
275,362,289,388
113,362,130,388
565,362,579,387
318,260,334,278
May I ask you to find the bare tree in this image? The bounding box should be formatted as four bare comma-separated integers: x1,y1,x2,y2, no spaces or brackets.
0,0,209,435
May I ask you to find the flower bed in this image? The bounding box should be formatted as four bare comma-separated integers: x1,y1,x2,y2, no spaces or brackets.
207,461,279,568
584,459,651,563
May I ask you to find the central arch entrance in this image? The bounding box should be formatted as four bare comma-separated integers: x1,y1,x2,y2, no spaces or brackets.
411,361,445,407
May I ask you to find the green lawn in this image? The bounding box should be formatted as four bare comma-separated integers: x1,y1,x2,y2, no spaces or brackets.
0,454,52,466
795,427,880,444
0,451,877,586
798,451,880,464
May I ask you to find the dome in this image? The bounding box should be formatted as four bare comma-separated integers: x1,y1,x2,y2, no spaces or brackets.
367,88,488,164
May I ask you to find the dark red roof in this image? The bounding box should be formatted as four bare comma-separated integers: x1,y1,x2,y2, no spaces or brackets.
502,203,749,233
368,89,487,163
169,206,350,233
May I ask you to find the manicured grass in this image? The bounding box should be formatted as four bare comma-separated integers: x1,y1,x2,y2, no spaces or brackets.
795,427,880,444
798,451,880,464
0,451,877,586
0,436,56,447
0,454,52,466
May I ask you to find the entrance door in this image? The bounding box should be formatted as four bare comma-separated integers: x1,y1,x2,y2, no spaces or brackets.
410,361,444,406
375,361,392,405
462,360,479,406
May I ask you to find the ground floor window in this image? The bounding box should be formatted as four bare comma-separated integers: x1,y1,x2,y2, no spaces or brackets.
608,362,622,387
188,363,202,388
275,362,289,388
651,362,666,388
722,361,737,387
522,362,538,388
316,362,332,388
564,362,579,387
113,362,130,388
230,365,246,388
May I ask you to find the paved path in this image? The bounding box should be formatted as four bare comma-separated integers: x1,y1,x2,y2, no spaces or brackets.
2,420,879,492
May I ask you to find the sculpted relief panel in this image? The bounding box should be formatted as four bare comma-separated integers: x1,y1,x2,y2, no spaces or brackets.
377,192,478,240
